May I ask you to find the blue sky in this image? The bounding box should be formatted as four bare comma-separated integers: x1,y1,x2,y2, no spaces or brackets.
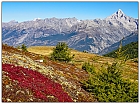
2,1,138,22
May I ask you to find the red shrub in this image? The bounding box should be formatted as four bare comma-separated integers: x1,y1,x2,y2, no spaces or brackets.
2,63,73,102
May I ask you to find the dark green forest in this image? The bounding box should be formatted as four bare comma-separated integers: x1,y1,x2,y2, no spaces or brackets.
104,41,138,59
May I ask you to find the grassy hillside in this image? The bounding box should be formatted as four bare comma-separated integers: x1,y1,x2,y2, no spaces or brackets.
27,46,55,56
104,41,138,59
2,44,97,102
2,44,138,102
28,46,114,68
27,46,138,81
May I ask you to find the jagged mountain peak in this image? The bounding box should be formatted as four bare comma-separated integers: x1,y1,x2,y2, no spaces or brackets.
114,9,125,18
106,9,127,20
116,9,124,15
105,9,138,31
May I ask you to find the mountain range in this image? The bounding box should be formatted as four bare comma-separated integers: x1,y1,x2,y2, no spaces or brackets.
2,9,138,54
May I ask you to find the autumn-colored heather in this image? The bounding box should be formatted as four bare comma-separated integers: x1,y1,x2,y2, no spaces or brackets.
2,63,73,102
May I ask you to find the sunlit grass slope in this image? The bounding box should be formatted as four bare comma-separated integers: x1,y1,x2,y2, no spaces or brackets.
27,46,138,81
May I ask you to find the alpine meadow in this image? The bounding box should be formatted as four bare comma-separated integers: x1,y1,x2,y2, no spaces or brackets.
2,2,138,102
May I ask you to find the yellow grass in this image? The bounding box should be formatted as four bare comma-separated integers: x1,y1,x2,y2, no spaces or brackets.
27,46,138,81
28,46,114,68
27,46,54,56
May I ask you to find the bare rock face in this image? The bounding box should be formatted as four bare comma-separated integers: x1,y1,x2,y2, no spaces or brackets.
2,9,138,54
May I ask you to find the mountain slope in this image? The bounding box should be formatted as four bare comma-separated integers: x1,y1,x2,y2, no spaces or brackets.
103,41,138,59
2,9,138,54
99,31,138,55
2,44,138,102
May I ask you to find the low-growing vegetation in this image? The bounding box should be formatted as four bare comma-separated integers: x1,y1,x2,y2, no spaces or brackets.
2,43,96,102
2,63,73,102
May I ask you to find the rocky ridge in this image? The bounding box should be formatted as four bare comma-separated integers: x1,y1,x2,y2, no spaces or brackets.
2,9,138,54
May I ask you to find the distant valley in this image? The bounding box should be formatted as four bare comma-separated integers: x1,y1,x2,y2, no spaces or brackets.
2,9,138,54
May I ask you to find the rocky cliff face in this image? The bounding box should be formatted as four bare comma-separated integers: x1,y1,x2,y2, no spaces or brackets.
2,9,138,54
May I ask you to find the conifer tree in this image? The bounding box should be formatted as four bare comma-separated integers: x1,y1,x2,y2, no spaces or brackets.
21,44,28,52
50,42,74,62
82,39,138,102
